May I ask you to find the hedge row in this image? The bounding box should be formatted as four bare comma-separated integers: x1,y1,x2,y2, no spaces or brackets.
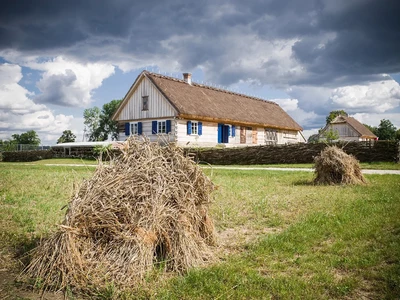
187,141,400,165
2,150,53,162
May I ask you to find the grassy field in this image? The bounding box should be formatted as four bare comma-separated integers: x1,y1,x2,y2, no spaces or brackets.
0,162,399,299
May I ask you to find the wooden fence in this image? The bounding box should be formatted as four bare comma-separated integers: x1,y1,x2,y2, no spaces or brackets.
186,141,400,165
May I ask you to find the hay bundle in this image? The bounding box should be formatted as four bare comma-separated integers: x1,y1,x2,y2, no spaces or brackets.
23,136,216,292
314,145,366,185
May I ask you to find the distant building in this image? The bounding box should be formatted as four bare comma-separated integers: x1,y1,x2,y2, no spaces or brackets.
112,71,305,147
52,141,123,157
320,115,377,142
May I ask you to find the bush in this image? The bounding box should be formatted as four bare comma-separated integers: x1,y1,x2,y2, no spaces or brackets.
2,150,53,162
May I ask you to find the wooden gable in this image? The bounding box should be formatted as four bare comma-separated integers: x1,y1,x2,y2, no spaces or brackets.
113,74,178,122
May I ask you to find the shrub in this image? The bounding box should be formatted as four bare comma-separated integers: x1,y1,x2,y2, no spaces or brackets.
2,150,53,162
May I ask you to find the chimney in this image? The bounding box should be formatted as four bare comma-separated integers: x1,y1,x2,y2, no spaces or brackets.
183,72,192,85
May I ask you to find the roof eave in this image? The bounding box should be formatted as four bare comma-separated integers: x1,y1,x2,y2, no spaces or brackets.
112,71,147,121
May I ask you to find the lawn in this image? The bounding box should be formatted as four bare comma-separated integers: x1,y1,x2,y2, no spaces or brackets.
0,162,399,299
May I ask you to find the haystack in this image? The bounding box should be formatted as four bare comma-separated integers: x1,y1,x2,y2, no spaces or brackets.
23,136,216,293
314,145,366,185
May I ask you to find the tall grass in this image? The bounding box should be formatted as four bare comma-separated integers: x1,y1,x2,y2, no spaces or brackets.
0,163,399,299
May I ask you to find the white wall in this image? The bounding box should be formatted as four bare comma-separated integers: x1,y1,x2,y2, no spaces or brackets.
174,122,304,147
117,77,177,121
175,120,218,147
118,119,177,143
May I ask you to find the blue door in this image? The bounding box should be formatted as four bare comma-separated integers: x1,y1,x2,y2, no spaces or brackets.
218,123,230,143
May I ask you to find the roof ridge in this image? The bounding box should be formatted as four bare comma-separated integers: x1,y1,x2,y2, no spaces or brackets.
143,70,279,106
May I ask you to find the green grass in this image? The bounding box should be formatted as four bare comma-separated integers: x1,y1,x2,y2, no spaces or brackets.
0,164,399,299
22,157,97,165
0,164,93,251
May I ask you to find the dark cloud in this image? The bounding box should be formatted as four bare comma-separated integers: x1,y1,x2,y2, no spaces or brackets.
34,69,78,106
1,0,400,87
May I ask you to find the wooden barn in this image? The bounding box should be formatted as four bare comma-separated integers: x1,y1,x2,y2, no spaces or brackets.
112,71,305,147
321,115,377,142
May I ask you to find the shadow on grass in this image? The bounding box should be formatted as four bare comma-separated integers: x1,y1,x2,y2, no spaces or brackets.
292,179,315,186
13,235,41,268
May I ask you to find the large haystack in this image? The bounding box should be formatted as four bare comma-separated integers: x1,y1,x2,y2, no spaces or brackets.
314,145,366,185
23,137,216,293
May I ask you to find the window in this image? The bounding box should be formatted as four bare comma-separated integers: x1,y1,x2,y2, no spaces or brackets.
283,131,297,139
158,121,166,134
265,129,278,145
125,122,142,135
191,121,198,135
187,121,202,135
152,120,171,134
130,123,138,135
142,96,149,111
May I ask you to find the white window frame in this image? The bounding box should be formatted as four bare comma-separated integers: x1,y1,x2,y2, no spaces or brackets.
130,122,139,135
265,129,278,145
191,121,198,135
158,120,166,134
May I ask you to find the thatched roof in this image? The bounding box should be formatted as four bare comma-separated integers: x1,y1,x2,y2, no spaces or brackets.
116,71,302,131
331,115,377,139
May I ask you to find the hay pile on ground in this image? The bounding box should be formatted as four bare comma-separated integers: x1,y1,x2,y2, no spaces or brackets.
314,145,366,185
23,136,216,293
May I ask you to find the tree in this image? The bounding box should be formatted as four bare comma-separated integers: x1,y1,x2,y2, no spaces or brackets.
396,129,400,141
307,134,320,143
376,119,397,140
11,130,41,145
326,110,348,125
83,99,122,141
99,99,122,140
363,124,378,136
57,130,76,144
84,106,102,141
322,128,339,143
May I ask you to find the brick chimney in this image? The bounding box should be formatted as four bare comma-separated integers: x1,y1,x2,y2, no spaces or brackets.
183,73,192,85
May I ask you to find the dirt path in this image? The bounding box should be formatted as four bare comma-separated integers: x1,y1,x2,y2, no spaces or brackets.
36,164,400,174
202,166,400,175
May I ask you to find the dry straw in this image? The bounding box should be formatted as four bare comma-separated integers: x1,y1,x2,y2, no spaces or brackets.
22,136,216,294
314,145,366,185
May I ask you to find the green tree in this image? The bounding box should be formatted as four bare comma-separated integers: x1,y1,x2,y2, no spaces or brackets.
99,99,122,140
57,130,77,144
322,128,339,143
84,106,102,141
326,110,348,125
396,129,400,141
11,130,41,145
0,139,17,151
376,119,397,140
363,124,378,136
83,99,122,141
307,134,320,143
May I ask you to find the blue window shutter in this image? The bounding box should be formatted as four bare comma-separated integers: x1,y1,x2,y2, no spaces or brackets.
152,121,157,134
166,120,171,133
198,122,202,136
125,122,130,136
232,125,236,137
218,123,223,143
138,122,142,135
228,125,231,137
187,121,192,135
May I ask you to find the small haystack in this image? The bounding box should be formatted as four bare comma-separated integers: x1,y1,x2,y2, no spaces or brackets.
23,137,216,293
314,145,366,185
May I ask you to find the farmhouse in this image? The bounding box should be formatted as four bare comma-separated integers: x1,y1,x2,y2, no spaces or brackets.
321,115,377,142
112,71,305,147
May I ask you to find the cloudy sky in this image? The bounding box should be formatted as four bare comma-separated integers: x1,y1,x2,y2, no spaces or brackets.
1,0,399,144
